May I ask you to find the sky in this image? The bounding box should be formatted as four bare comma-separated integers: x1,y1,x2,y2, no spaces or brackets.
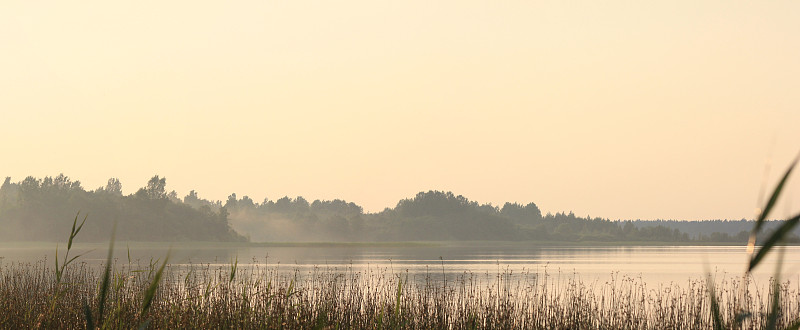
1,1,799,220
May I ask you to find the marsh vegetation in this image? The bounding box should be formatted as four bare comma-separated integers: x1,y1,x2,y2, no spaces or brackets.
4,257,800,329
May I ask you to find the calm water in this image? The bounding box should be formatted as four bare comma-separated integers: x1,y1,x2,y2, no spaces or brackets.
2,242,799,286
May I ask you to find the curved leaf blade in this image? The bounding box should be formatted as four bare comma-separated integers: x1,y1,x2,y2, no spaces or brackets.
749,213,800,272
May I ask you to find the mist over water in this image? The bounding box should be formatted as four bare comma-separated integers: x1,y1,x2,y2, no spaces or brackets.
4,242,799,288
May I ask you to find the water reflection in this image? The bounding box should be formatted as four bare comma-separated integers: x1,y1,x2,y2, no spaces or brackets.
1,242,798,286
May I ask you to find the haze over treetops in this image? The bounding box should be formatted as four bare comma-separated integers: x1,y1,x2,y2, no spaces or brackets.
2,174,795,243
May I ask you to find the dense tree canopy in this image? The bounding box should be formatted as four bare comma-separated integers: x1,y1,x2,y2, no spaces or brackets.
2,175,787,243
0,175,243,242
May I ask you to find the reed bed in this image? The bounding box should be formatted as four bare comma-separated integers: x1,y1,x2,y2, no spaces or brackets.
1,258,799,329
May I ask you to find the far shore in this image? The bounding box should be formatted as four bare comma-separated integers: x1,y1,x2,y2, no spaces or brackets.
1,240,795,249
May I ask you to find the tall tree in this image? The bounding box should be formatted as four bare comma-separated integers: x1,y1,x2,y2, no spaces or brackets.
145,175,166,199
105,178,122,195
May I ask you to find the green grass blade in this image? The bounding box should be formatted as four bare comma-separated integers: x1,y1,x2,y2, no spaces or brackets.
766,246,786,330
69,213,88,251
83,298,94,330
141,251,170,318
286,278,295,298
67,213,79,250
97,222,116,324
749,213,800,272
707,274,725,330
229,255,238,284
755,157,797,231
66,253,85,266
55,245,60,282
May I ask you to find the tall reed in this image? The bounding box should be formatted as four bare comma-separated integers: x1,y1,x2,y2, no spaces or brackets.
707,153,800,330
1,259,799,329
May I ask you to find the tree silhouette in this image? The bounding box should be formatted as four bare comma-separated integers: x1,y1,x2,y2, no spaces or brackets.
144,175,166,199
105,178,122,195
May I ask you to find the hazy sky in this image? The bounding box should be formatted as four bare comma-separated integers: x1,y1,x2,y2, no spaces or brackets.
2,1,799,220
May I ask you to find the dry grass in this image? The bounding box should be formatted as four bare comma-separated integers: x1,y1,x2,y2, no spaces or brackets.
1,258,799,329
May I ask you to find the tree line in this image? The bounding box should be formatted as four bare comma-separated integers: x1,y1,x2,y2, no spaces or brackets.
1,174,793,243
0,175,243,242
222,190,732,242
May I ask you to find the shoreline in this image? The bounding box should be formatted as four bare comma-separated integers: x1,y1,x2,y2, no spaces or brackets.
1,240,795,248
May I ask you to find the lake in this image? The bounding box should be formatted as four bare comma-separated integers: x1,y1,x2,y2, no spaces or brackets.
2,242,798,287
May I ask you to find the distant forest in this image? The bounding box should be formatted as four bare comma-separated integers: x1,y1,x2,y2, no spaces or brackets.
0,175,243,242
0,174,796,243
